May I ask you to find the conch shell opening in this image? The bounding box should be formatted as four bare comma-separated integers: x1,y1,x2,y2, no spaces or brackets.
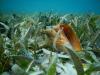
59,24,81,51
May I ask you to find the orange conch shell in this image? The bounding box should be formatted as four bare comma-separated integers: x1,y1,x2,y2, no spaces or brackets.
44,23,82,51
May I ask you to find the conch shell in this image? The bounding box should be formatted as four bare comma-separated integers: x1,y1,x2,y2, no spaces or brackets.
43,23,82,52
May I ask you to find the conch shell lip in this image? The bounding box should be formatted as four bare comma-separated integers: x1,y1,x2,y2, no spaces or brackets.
59,24,82,51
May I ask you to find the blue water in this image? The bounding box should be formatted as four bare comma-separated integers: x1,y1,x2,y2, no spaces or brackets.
0,0,100,14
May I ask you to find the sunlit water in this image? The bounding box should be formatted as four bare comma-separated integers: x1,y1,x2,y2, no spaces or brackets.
0,0,100,14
